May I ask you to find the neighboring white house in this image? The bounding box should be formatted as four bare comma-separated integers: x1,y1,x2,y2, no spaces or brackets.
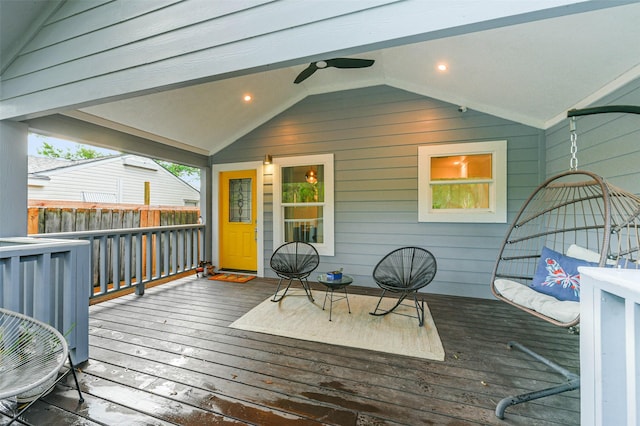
28,154,199,206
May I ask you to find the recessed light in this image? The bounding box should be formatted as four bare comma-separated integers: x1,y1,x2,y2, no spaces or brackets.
243,94,252,102
437,63,448,72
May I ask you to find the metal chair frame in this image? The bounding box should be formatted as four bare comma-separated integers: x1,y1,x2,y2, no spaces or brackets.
0,308,84,425
370,246,437,326
270,242,319,302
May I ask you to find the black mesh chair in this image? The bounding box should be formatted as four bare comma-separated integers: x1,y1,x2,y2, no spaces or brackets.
370,247,437,326
270,242,319,302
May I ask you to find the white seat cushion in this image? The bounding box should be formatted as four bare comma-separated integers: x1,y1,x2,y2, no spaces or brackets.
494,278,580,324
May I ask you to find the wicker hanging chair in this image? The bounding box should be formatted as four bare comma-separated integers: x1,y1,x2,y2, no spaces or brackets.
492,170,640,327
490,106,640,419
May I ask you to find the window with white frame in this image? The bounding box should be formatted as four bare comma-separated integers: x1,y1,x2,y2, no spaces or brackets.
273,154,334,255
418,140,507,223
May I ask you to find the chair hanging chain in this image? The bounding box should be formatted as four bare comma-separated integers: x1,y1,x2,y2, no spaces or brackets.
569,116,578,170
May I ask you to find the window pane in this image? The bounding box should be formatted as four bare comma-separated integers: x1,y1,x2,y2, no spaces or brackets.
431,154,492,180
431,183,490,209
282,165,324,203
229,178,252,222
283,206,324,243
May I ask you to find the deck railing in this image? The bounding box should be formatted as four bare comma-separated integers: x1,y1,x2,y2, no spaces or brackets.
0,237,90,364
32,224,204,299
580,267,640,426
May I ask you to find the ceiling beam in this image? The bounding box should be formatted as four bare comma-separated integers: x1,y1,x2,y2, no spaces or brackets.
24,114,209,168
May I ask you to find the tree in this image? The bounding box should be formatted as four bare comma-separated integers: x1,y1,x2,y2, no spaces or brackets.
37,141,107,160
157,161,200,185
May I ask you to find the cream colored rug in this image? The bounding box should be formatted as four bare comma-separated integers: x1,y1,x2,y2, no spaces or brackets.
230,290,445,361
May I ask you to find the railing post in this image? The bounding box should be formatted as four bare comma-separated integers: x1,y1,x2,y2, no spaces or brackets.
580,267,640,426
0,237,91,364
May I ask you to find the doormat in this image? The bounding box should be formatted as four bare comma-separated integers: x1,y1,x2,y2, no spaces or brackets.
209,274,256,283
230,290,445,361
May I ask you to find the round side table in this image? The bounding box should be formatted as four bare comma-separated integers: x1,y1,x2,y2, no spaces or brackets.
317,274,353,321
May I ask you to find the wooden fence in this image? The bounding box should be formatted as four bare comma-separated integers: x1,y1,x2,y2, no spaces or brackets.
27,200,201,288
28,200,200,234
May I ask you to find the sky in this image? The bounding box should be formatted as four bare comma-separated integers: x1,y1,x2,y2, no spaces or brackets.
28,133,118,157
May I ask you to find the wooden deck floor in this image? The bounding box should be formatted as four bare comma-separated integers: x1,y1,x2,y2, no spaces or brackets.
7,275,579,425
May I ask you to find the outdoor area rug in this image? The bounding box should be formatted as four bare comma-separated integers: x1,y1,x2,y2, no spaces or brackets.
208,274,256,283
230,289,445,361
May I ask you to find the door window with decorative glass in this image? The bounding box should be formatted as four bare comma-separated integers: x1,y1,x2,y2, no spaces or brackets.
228,178,252,223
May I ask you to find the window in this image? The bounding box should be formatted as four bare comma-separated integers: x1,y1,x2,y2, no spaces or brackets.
273,154,334,256
418,140,507,223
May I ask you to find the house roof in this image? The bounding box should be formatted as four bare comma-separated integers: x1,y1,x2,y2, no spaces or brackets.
3,1,640,157
28,155,113,174
27,154,198,191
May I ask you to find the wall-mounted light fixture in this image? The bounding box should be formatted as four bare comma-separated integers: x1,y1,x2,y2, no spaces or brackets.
305,169,318,184
263,154,272,165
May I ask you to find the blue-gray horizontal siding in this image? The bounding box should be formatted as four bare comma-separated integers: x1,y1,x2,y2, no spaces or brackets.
213,85,544,298
545,76,640,194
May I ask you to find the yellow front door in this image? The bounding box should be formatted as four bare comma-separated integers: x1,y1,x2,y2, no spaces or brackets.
219,170,257,271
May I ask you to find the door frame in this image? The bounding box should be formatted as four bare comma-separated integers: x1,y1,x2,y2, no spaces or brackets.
212,161,264,277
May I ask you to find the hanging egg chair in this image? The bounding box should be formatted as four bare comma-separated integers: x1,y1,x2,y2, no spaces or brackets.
490,105,640,419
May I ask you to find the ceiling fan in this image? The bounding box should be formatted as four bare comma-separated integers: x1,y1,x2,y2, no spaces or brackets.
294,58,375,84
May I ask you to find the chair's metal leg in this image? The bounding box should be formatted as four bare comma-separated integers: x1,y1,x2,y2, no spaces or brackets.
272,277,314,302
5,354,84,425
299,278,314,302
370,291,407,317
495,341,580,419
271,277,293,302
370,289,387,315
413,293,425,327
68,354,84,403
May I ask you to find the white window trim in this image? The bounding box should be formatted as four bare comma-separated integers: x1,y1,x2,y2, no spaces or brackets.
273,153,334,256
418,140,507,223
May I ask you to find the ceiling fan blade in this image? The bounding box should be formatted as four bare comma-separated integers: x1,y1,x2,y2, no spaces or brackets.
294,63,319,84
325,58,375,69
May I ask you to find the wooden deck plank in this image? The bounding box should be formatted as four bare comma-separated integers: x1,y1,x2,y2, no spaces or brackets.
12,276,579,425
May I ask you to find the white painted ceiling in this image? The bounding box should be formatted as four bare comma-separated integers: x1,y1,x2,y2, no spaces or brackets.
4,1,640,156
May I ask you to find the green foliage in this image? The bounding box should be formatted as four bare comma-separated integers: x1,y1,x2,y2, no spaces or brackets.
36,139,199,183
432,183,489,209
37,141,107,160
282,182,323,203
157,161,199,182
